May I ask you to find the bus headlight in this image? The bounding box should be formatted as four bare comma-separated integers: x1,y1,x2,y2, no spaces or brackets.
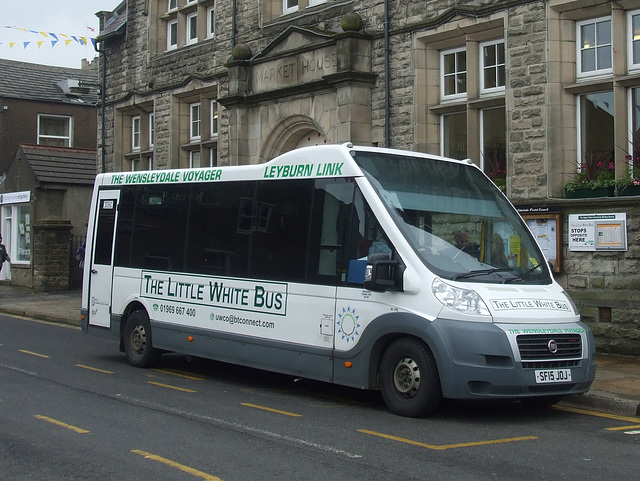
432,278,490,316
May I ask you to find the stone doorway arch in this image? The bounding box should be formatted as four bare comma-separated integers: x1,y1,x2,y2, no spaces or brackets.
260,115,327,162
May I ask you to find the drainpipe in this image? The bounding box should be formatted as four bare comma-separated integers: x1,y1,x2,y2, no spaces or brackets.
87,40,107,174
232,0,237,57
98,46,106,173
384,0,390,148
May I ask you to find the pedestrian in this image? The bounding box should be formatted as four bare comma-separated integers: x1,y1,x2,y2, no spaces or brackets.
75,240,86,268
0,234,11,273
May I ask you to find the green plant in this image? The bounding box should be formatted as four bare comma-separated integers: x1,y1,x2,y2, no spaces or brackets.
492,177,507,193
564,150,615,192
617,132,640,190
616,165,640,190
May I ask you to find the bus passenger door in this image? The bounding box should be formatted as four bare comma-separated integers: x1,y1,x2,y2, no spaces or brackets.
87,190,120,328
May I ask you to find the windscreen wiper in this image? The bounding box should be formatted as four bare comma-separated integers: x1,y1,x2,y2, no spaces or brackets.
504,264,542,283
453,267,513,280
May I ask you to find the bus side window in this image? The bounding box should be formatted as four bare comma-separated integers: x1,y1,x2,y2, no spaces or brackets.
249,179,314,283
306,180,390,287
307,179,356,285
346,196,395,286
132,185,189,271
185,181,254,277
114,187,135,267
94,196,118,265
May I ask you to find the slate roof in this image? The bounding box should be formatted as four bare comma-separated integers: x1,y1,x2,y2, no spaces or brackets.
96,1,127,42
18,144,97,186
0,58,99,105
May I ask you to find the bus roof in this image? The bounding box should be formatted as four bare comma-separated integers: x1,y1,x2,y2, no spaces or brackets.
95,143,473,187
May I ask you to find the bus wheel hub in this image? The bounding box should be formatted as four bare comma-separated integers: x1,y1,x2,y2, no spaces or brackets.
131,325,147,353
393,357,420,397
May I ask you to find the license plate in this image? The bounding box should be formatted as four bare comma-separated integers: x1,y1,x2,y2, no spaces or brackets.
535,369,572,383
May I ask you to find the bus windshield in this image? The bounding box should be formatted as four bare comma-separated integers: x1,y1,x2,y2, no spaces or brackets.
352,150,551,284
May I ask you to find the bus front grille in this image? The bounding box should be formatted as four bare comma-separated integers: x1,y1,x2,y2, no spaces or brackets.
516,333,582,362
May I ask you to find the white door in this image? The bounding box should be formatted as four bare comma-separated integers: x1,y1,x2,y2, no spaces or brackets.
88,190,120,328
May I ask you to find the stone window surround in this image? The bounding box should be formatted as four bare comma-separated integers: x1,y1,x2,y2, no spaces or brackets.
439,105,506,176
149,113,156,148
440,40,506,100
175,85,218,169
416,13,505,171
577,90,614,165
281,0,329,17
209,145,217,166
480,39,506,94
206,4,215,39
261,0,328,26
627,8,640,71
283,0,298,16
131,111,155,152
186,11,199,45
167,19,178,50
440,47,467,100
189,149,202,168
118,101,155,172
576,15,613,79
190,102,201,141
155,0,215,54
131,115,141,151
480,106,506,178
549,0,640,194
440,111,468,160
210,99,218,138
130,154,154,172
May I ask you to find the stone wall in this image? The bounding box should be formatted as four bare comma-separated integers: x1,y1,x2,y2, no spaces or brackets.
507,1,548,201
551,199,640,355
98,1,537,170
32,220,72,292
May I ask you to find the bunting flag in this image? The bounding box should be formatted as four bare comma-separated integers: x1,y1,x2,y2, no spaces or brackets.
0,25,96,51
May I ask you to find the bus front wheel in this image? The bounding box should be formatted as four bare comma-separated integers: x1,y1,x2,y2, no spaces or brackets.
379,338,442,417
124,311,160,368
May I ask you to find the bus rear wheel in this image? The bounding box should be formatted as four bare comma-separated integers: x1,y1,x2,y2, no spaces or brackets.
380,338,442,417
124,310,160,368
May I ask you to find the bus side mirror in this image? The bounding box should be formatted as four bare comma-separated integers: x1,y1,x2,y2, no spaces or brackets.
364,253,404,292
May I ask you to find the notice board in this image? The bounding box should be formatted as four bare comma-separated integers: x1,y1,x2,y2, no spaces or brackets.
568,213,627,251
521,212,562,273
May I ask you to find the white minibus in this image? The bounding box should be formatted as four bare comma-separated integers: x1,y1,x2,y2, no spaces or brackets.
81,143,596,417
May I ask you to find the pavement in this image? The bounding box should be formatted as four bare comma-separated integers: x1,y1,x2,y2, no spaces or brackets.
0,283,638,418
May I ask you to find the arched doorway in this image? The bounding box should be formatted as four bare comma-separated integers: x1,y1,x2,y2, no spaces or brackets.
260,115,327,162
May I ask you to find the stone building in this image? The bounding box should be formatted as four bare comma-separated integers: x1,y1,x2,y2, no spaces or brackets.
1,145,96,289
95,0,640,355
0,59,98,290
